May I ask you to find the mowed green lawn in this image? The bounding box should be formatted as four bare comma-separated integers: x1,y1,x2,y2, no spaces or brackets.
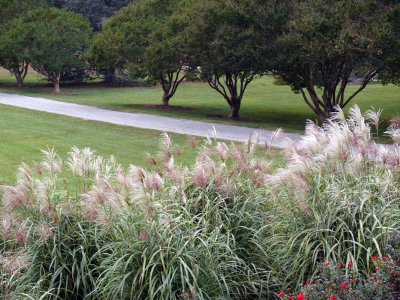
1,68,400,134
0,104,282,184
0,104,202,184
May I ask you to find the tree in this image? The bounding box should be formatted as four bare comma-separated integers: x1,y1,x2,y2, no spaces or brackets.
377,4,400,86
52,1,132,84
24,8,92,92
90,0,191,106
145,4,194,107
181,0,282,120
0,0,49,87
0,18,32,87
272,0,400,123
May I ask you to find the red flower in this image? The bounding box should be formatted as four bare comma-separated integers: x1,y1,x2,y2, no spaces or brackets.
340,283,349,290
289,295,294,300
305,281,311,285
372,256,378,262
347,262,353,269
297,294,305,300
279,292,285,297
376,267,381,271
330,296,338,300
350,279,355,283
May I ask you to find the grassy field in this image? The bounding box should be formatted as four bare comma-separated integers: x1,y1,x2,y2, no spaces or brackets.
1,68,400,135
0,103,281,184
0,104,204,184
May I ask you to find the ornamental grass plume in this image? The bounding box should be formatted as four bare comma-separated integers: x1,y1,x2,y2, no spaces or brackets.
1,186,31,210
40,148,62,174
365,107,382,136
266,128,284,150
67,146,98,177
16,163,34,194
0,252,30,276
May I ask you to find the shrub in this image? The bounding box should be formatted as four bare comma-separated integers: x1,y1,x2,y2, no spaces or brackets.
278,254,400,299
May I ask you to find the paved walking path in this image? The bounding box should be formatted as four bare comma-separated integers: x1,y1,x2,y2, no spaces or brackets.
0,92,302,148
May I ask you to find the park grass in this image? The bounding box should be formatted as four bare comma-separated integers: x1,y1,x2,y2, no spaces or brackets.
0,104,198,184
1,68,400,136
0,103,282,184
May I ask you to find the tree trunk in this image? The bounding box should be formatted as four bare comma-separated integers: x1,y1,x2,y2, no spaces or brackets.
228,100,241,120
316,110,327,125
15,74,23,88
53,73,61,93
162,93,171,107
104,68,116,85
13,63,28,88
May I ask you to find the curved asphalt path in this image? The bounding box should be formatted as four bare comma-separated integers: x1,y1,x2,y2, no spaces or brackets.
0,92,302,148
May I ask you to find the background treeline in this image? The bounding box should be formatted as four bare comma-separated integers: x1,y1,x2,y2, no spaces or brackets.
0,0,400,122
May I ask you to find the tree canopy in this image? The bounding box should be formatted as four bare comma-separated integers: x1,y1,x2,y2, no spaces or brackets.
1,0,400,122
90,0,192,106
178,0,285,119
24,8,92,92
272,0,400,122
0,18,33,87
0,0,49,24
0,0,50,86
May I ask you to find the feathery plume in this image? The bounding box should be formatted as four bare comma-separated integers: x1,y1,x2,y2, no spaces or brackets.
0,252,30,275
16,163,34,194
2,186,31,209
215,142,229,161
365,107,382,136
190,164,208,188
38,223,54,242
266,128,284,150
40,147,62,174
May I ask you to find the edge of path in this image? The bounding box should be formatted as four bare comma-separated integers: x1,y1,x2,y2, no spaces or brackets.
0,92,303,148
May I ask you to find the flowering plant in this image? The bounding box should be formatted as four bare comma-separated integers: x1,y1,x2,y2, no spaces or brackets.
278,253,400,299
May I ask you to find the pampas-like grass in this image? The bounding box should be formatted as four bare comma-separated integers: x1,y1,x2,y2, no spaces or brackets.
0,105,399,298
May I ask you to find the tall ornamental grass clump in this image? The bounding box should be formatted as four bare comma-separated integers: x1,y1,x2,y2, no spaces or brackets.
0,105,399,299
0,137,278,299
264,106,400,290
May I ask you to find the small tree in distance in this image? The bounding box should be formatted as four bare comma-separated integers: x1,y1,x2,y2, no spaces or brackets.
25,8,92,93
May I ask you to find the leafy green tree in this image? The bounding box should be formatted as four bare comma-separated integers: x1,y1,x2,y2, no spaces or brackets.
24,8,92,92
90,0,191,106
181,0,283,119
378,4,400,86
272,0,400,123
0,18,32,87
0,0,49,86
